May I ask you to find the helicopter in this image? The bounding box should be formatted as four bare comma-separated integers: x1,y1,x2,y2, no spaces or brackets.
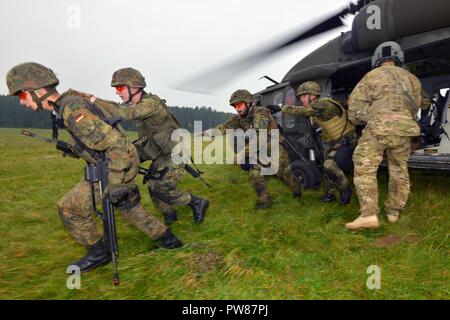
177,0,450,189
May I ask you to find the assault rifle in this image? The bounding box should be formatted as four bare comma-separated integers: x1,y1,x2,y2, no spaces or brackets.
21,129,120,286
138,162,212,189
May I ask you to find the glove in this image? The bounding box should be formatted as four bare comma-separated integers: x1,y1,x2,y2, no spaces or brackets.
266,104,281,114
56,141,80,159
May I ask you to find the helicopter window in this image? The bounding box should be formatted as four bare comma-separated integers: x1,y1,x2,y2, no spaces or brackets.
285,88,296,105
273,92,284,106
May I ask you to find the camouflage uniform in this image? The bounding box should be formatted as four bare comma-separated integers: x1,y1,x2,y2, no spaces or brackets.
95,93,192,216
102,67,208,225
215,105,301,207
6,62,180,273
282,98,356,196
54,89,167,246
348,64,422,218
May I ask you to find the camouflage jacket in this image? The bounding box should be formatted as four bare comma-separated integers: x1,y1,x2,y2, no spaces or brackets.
55,89,139,185
215,106,277,134
282,99,342,120
281,98,354,142
95,93,179,138
348,65,423,136
96,92,179,159
214,106,283,156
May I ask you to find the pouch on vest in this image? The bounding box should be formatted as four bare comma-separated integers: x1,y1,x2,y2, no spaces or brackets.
152,129,176,156
133,133,175,162
133,136,160,161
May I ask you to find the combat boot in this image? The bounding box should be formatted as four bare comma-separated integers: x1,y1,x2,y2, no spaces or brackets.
188,194,209,224
339,187,353,205
69,239,111,273
158,228,183,249
320,193,337,203
256,196,272,210
163,210,178,226
345,215,380,230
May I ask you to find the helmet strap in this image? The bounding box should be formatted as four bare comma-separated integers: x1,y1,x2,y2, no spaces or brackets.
244,103,253,117
29,88,56,111
125,86,143,103
49,101,63,142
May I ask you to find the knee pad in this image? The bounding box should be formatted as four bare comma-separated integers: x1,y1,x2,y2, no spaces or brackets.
149,188,178,203
110,186,141,211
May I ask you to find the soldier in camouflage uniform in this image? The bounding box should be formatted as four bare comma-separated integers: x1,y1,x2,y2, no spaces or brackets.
206,89,302,209
6,62,182,273
346,42,423,230
95,68,209,226
282,81,357,205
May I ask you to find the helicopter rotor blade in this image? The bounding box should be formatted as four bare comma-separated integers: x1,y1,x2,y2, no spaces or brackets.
173,1,364,94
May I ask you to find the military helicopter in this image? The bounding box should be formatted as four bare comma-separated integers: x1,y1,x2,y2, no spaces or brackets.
177,0,450,189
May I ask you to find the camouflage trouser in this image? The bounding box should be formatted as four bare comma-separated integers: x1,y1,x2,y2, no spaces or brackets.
249,146,301,205
146,156,192,215
57,178,167,247
353,130,412,217
322,132,357,194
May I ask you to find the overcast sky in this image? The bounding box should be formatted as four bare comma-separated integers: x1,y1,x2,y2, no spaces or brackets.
0,0,354,112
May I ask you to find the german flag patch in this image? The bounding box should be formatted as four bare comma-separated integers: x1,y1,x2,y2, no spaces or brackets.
75,115,85,123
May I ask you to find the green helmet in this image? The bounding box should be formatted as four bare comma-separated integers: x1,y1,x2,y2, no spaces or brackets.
297,81,321,96
111,67,146,88
6,62,59,96
371,41,404,68
229,89,254,105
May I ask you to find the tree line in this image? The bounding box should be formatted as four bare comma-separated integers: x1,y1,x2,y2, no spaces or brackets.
0,95,232,131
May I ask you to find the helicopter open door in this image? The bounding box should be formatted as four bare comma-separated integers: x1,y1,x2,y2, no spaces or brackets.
406,76,450,171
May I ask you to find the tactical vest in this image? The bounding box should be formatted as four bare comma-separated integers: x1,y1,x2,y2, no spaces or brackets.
132,94,180,161
312,98,355,142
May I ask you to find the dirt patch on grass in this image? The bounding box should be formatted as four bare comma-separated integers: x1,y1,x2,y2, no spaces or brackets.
192,252,224,274
374,234,420,248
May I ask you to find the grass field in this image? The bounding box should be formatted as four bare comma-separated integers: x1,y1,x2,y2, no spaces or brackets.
0,128,448,300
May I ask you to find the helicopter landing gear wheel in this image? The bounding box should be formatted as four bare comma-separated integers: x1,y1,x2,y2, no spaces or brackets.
290,159,321,190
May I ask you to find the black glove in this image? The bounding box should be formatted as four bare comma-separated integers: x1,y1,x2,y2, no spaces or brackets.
56,141,80,159
266,105,281,114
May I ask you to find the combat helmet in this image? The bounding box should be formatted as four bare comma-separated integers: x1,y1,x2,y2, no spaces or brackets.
111,67,146,88
229,89,254,106
6,62,59,96
296,81,321,96
371,41,405,68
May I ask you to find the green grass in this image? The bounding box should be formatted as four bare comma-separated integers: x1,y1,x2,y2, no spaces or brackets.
0,128,448,299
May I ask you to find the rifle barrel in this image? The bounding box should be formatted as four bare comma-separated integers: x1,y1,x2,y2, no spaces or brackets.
21,130,53,144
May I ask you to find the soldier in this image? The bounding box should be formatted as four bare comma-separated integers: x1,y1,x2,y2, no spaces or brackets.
95,67,209,226
6,62,183,273
282,81,357,205
346,41,423,230
205,89,302,209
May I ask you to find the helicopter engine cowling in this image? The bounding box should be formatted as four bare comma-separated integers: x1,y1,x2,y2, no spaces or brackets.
344,0,450,53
